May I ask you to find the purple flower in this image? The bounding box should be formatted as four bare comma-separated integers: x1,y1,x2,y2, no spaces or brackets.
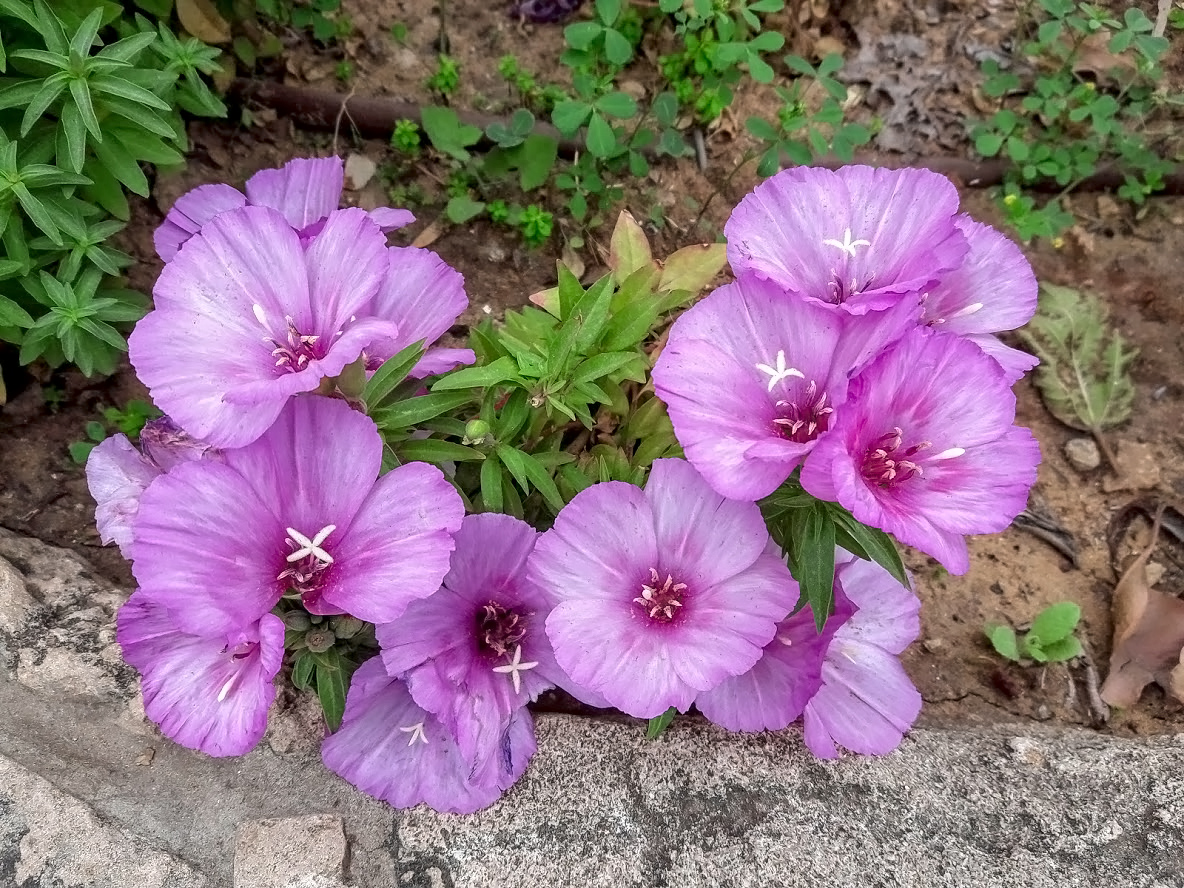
695,579,852,732
530,458,800,719
800,327,1041,574
653,274,918,501
803,552,922,758
377,513,574,770
130,205,401,447
130,397,464,635
724,166,968,314
321,657,535,814
508,0,584,23
117,590,284,757
86,417,217,558
154,156,414,262
920,216,1039,382
365,246,475,379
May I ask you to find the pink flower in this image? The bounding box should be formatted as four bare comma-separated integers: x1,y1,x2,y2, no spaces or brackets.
725,166,968,314
800,327,1041,574
130,397,463,634
117,590,284,757
530,458,800,719
653,273,917,501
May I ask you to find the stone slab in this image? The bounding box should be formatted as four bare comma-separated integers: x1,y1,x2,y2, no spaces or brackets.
2,529,1183,888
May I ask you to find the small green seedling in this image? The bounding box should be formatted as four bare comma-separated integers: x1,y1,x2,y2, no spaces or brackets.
69,399,161,464
986,601,1083,664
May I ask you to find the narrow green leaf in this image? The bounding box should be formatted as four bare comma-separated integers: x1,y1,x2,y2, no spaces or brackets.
480,453,504,512
431,356,522,391
12,182,60,243
58,100,88,172
825,504,909,588
570,351,643,385
793,504,836,629
20,73,67,137
361,340,425,408
89,73,171,110
291,651,315,690
69,78,102,140
395,439,485,464
315,651,348,731
69,8,103,57
372,390,475,431
96,31,157,62
91,131,149,196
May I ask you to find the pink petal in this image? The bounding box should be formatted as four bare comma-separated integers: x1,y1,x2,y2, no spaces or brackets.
964,333,1039,383
303,207,391,334
154,184,246,261
321,462,464,623
368,207,416,231
526,481,658,606
409,347,476,378
244,156,344,230
366,246,469,363
86,434,160,558
130,461,286,634
644,458,771,588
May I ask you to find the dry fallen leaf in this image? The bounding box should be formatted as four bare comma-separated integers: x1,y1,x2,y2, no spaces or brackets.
411,219,444,249
176,0,232,45
1100,506,1184,707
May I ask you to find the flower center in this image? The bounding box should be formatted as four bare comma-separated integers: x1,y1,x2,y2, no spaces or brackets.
215,640,258,702
860,427,931,488
476,601,527,659
634,568,687,623
253,304,325,373
772,379,833,444
277,524,337,609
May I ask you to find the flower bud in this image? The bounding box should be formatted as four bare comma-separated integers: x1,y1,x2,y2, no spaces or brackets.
331,615,365,640
305,628,336,653
462,419,491,445
283,611,312,631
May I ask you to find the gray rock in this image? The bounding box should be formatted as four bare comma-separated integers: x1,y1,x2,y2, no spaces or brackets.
1,530,1183,888
234,816,347,888
1064,436,1102,471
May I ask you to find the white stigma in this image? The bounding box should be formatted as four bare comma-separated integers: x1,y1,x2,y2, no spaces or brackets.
399,722,429,746
216,674,237,703
286,524,337,564
492,645,539,695
949,302,984,319
822,228,871,258
252,303,268,327
755,350,805,392
932,447,966,461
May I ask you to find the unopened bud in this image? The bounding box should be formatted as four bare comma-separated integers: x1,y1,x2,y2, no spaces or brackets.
305,629,335,653
331,615,365,640
462,419,491,445
283,611,312,631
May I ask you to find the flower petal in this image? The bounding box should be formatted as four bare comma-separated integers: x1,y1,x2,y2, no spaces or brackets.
303,207,391,335
527,480,658,606
964,333,1039,384
368,206,416,231
118,592,283,757
154,183,246,261
321,462,464,623
86,434,160,558
366,246,469,363
130,460,286,634
244,156,344,230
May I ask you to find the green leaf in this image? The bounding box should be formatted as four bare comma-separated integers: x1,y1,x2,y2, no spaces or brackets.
824,504,909,588
315,649,348,731
793,504,836,629
68,440,95,463
585,112,616,158
1018,284,1136,434
564,20,602,50
90,130,148,196
551,99,591,135
68,7,103,56
12,182,60,243
431,356,522,391
20,73,68,138
517,133,557,191
595,90,637,119
646,707,677,739
395,438,485,464
495,444,565,513
362,340,425,408
985,625,1021,662
420,105,482,162
570,351,643,385
1029,601,1080,645
291,651,315,690
1038,635,1083,662
89,73,171,111
480,453,504,512
372,390,475,431
602,27,633,66
446,194,485,224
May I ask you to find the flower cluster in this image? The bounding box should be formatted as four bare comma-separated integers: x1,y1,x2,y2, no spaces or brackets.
88,159,1039,815
654,165,1041,574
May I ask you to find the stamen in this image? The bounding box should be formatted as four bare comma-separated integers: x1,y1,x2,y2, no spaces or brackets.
634,569,687,622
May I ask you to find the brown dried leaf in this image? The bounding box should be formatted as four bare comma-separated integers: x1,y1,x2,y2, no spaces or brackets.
1100,507,1184,707
411,219,443,248
176,0,232,45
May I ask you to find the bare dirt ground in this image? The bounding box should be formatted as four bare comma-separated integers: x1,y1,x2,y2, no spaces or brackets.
1,0,1182,736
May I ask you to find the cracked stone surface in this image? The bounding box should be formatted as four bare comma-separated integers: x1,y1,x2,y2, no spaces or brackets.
2,528,1183,887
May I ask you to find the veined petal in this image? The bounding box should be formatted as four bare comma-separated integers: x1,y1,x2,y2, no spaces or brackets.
303,207,390,335
154,183,246,261
366,246,469,363
244,156,344,230
320,462,464,623
368,206,415,231
118,592,283,757
86,434,160,559
964,333,1039,384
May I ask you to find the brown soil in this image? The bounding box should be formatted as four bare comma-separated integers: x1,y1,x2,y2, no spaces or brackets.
2,0,1183,737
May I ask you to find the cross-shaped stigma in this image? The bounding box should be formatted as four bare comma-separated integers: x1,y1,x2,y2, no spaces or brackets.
755,350,805,392
822,228,871,258
492,645,539,695
285,525,337,564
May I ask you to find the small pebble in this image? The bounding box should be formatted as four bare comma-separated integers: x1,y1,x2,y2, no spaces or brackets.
344,154,377,191
1064,437,1101,472
922,638,946,654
